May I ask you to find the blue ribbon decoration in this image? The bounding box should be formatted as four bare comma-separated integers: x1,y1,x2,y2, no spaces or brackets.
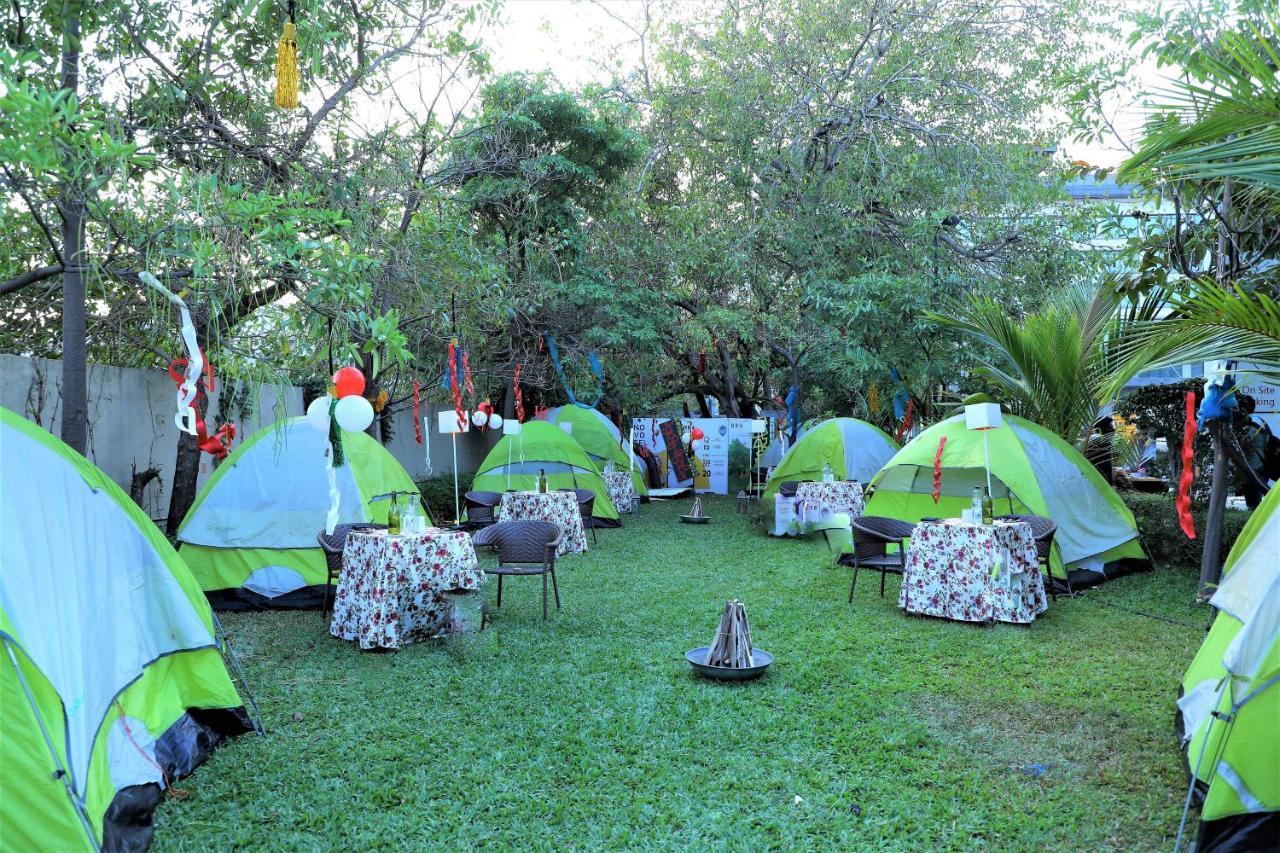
544,333,604,407
439,346,464,391
1198,367,1238,429
784,385,800,437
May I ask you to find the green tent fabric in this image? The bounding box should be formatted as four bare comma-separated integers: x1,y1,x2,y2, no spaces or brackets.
763,417,899,499
1177,486,1278,849
471,420,620,525
863,413,1147,582
177,416,426,609
544,404,648,498
0,408,248,851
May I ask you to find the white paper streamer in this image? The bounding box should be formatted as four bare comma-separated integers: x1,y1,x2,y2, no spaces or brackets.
422,416,433,476
325,445,341,535
138,271,203,435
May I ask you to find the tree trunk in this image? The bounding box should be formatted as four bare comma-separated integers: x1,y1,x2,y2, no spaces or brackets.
1198,421,1229,601
59,2,88,454
166,315,209,536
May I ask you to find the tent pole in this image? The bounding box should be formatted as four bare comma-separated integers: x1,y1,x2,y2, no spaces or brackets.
4,640,99,852
984,430,993,497
506,436,512,491
212,613,266,736
451,431,460,523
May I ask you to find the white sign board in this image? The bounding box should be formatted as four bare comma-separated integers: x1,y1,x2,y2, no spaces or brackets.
631,417,755,494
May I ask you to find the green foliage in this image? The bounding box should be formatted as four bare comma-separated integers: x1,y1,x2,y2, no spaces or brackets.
415,473,461,524
157,497,1207,849
1121,491,1251,568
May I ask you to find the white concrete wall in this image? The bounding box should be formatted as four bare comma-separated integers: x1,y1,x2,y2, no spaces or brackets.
0,354,497,520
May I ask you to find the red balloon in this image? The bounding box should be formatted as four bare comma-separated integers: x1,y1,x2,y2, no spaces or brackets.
332,366,366,399
691,426,705,441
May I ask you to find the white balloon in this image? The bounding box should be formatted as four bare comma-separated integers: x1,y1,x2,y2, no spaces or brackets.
472,409,487,427
306,395,334,432
488,413,503,430
681,430,692,444
334,395,375,432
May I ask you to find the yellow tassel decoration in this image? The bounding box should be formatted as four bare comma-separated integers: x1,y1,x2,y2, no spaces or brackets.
274,21,300,109
868,383,880,414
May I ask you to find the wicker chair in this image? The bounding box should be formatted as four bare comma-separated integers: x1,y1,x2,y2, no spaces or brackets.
463,491,502,530
996,513,1065,597
845,516,915,601
472,521,564,621
316,522,387,618
573,488,599,544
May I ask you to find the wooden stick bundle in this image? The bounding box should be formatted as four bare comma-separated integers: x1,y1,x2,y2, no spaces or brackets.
704,599,755,668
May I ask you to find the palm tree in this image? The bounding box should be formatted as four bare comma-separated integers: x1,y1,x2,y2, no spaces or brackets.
930,282,1137,448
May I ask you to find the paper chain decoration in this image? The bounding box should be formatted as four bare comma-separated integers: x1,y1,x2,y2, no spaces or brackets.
932,435,947,504
1177,391,1197,539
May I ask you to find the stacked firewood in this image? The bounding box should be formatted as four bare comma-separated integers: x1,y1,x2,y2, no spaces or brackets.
704,599,754,668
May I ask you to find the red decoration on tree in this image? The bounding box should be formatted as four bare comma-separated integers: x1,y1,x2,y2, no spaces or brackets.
513,363,525,422
1177,391,1197,539
167,349,214,397
412,380,422,444
931,435,947,503
691,426,705,441
448,339,465,429
462,350,475,402
535,404,548,419
332,366,365,399
197,420,235,459
896,398,914,443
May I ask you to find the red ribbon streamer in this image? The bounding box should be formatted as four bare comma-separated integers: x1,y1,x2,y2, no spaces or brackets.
462,350,475,402
448,340,465,428
412,380,422,444
1177,391,1197,539
513,363,525,423
896,398,914,443
932,435,947,504
167,350,232,458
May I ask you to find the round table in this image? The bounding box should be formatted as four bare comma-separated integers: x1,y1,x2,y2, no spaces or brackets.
603,471,638,514
331,528,486,650
794,480,865,528
497,490,588,555
898,519,1047,624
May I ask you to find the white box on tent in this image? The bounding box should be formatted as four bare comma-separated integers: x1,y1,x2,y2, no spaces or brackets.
503,419,523,434
438,411,469,434
965,403,1003,431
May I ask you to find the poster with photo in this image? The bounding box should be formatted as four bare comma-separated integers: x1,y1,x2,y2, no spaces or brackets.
632,417,755,494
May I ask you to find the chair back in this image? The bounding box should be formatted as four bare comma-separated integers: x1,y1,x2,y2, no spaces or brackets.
852,516,914,559
573,489,595,520
997,514,1057,561
316,523,387,566
778,481,802,498
464,490,502,524
472,520,561,567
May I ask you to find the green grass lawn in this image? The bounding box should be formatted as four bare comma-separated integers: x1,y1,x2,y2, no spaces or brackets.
157,496,1207,850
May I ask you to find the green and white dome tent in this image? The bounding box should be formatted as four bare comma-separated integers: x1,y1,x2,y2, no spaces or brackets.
0,408,249,851
543,404,649,500
762,417,899,499
1176,486,1278,851
471,420,621,526
177,416,427,609
862,413,1148,587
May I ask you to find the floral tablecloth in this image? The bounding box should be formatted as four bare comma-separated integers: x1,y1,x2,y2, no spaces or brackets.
331,528,486,650
795,480,865,527
603,471,638,514
899,520,1047,624
497,490,587,555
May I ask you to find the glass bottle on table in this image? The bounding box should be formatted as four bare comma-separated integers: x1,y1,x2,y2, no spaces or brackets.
538,469,548,493
387,491,402,535
981,487,994,525
970,486,983,521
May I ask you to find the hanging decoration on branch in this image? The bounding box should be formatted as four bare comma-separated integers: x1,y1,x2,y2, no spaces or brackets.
447,339,466,431
274,0,301,109
412,381,423,444
543,333,604,407
932,436,947,504
896,398,914,443
1177,391,1198,540
513,363,525,423
868,383,880,415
